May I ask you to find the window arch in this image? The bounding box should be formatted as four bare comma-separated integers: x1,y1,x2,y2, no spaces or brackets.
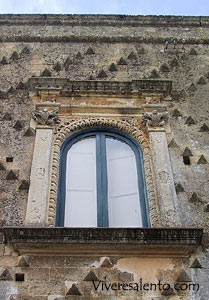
56,128,150,227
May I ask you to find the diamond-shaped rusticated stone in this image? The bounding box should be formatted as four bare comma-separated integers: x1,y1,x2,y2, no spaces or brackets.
100,257,113,268
160,63,170,72
197,76,207,84
64,57,72,70
128,51,137,60
185,116,196,125
53,62,61,72
117,57,127,65
189,48,198,55
197,155,208,164
190,258,202,269
13,120,23,131
97,69,107,78
0,269,13,281
0,56,8,65
199,123,209,132
2,113,12,121
19,180,30,190
84,270,99,281
21,46,30,55
176,270,191,282
188,83,197,93
10,51,19,61
75,52,83,60
17,256,29,267
175,183,184,193
189,192,202,203
24,128,35,137
66,284,82,295
181,147,193,157
85,47,95,55
170,58,179,68
172,109,182,118
0,162,6,170
40,68,51,77
16,81,26,90
150,69,160,78
168,139,178,148
6,170,18,180
109,63,118,72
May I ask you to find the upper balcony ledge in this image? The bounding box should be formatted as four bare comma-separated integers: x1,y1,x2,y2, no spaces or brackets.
2,227,203,257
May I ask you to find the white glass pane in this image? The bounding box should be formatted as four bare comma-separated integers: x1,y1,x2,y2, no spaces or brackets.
106,137,142,227
64,137,97,227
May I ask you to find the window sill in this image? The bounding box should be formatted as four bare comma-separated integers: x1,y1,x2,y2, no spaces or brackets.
3,227,203,257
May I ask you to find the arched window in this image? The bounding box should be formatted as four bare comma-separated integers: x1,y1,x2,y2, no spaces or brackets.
56,129,150,227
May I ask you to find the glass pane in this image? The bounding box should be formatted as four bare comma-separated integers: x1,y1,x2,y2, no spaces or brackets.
64,137,97,227
106,137,142,227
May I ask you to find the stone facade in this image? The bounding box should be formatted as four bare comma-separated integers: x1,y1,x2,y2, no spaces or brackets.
0,14,208,299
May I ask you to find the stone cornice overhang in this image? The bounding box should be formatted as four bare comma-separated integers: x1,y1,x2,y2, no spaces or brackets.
3,227,203,257
0,14,208,27
29,78,172,96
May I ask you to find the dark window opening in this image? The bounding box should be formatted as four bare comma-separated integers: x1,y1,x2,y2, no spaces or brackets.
15,273,25,281
183,156,190,165
6,157,13,162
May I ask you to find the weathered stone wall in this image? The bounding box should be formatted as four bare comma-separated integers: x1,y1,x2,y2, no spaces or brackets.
0,15,208,299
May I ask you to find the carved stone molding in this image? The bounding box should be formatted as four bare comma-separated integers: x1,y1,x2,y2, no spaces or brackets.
142,109,168,127
47,117,160,227
32,107,60,126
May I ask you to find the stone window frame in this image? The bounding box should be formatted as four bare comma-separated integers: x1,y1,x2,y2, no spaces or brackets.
25,78,183,230
47,117,159,227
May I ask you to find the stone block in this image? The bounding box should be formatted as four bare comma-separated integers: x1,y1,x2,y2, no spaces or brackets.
0,256,17,267
50,268,83,281
20,267,50,282
29,281,65,296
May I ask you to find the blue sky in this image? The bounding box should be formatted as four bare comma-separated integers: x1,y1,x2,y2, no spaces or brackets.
0,0,208,15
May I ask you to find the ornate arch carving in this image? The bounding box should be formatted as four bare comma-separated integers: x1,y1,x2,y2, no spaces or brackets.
47,117,160,227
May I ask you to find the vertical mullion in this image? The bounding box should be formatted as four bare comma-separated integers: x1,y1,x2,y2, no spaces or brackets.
96,133,109,227
100,133,109,227
96,134,103,227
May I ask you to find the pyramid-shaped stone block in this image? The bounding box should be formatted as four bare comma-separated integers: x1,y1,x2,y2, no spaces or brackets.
6,170,18,180
84,270,99,281
66,284,82,295
190,258,202,269
0,269,13,281
176,271,191,282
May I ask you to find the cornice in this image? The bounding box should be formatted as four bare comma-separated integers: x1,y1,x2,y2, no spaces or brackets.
0,15,208,27
29,78,172,96
3,227,203,257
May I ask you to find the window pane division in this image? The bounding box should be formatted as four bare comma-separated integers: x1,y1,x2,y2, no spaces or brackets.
106,138,142,227
65,137,97,227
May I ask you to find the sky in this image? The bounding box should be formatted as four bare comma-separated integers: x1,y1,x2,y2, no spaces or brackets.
0,0,208,16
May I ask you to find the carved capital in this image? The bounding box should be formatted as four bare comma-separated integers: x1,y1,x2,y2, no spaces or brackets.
32,108,60,126
142,109,168,127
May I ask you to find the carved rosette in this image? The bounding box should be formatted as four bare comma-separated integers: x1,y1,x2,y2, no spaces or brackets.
47,117,160,227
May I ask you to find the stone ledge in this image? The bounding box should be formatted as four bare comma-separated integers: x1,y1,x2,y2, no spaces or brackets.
3,227,203,257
